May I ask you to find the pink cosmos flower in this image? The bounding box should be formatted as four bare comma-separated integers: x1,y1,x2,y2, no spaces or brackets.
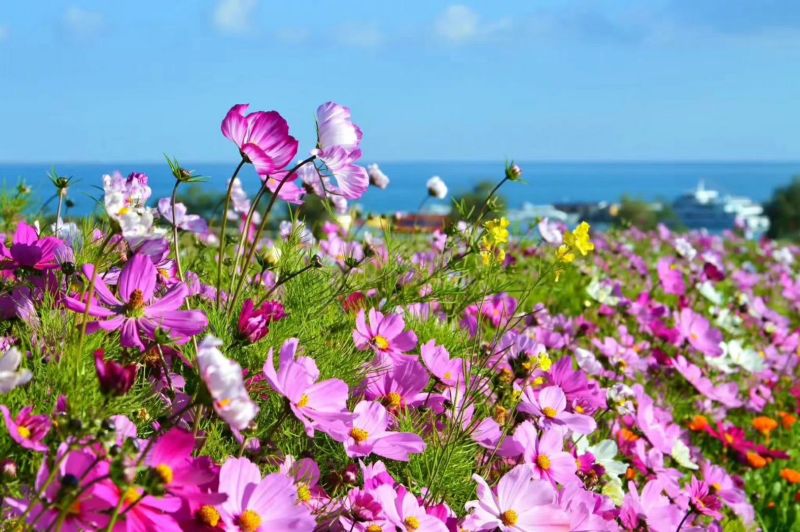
673,355,742,408
4,449,114,530
238,299,285,343
463,464,570,531
263,338,352,437
619,479,684,532
675,307,723,357
63,254,208,351
519,385,597,435
330,400,425,461
373,485,449,532
687,476,723,519
512,422,577,487
93,484,182,531
0,405,51,452
280,456,328,510
94,349,137,397
221,104,299,176
421,339,465,387
364,357,433,412
0,221,63,272
157,198,209,235
305,101,369,201
353,308,418,359
143,428,220,505
656,258,685,296
217,457,316,531
480,293,518,328
702,463,753,523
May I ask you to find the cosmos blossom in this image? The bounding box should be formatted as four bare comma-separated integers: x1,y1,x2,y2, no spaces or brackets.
62,254,208,351
0,405,51,453
0,221,63,272
519,385,597,435
330,400,426,461
352,308,418,359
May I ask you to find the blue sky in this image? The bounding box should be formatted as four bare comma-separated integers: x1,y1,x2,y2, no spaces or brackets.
0,1,799,162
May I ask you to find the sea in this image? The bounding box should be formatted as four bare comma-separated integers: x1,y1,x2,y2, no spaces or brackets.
1,161,798,217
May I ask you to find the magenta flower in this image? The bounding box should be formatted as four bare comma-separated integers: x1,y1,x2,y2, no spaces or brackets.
0,405,51,452
519,385,597,435
238,299,285,343
331,400,426,461
480,293,518,328
512,422,577,487
94,484,181,531
675,307,723,357
307,101,369,201
657,258,686,296
5,449,114,530
353,308,418,359
373,485,449,532
94,349,137,396
221,104,299,176
143,428,220,504
63,254,208,351
421,339,465,387
463,464,570,531
364,357,431,411
217,457,316,531
0,221,63,272
263,338,352,437
688,476,723,519
673,355,742,408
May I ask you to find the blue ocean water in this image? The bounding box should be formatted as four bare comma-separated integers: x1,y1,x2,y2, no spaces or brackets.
1,161,798,217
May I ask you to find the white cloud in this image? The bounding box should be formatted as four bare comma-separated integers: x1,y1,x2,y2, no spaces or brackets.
274,27,310,45
336,23,383,48
63,6,104,40
435,4,509,44
213,0,258,35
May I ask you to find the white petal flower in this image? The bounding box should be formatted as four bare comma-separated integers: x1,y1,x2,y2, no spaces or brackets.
0,347,32,394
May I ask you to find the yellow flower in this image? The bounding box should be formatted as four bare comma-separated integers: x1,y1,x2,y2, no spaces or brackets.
485,217,510,245
538,353,552,372
556,244,575,264
564,222,594,257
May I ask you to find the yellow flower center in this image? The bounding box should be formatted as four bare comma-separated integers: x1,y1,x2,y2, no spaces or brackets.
238,510,262,532
386,392,403,409
198,505,221,527
443,371,453,381
297,483,312,503
542,406,558,418
501,509,519,526
155,464,173,485
350,428,370,443
537,454,551,471
118,206,131,216
127,289,146,317
297,394,310,408
67,501,82,516
217,398,232,409
575,405,585,414
374,336,390,350
366,526,383,532
17,426,31,439
404,517,421,530
124,487,141,506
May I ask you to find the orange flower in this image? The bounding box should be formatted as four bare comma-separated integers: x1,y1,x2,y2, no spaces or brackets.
781,469,800,484
625,467,636,481
688,415,709,432
752,416,778,436
746,452,767,469
619,428,639,443
779,412,797,430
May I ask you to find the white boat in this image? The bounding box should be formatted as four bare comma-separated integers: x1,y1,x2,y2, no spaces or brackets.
672,181,769,233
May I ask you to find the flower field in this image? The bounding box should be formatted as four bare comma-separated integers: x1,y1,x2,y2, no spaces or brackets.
1,102,799,531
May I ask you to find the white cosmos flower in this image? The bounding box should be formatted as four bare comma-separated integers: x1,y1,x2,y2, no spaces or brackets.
697,281,723,306
723,339,763,373
674,237,697,260
537,218,563,245
671,440,698,470
367,163,390,189
586,278,619,306
197,335,259,431
426,176,448,199
574,347,603,376
0,347,32,394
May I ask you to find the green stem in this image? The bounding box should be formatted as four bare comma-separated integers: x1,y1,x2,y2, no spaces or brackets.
170,180,185,282
215,158,247,308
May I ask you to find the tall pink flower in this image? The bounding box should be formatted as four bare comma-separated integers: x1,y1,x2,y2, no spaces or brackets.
657,258,686,296
421,339,465,387
263,338,352,437
63,254,208,351
353,308,418,359
143,428,220,504
373,485,449,532
463,464,570,531
0,405,51,452
217,457,316,531
364,357,432,412
519,385,597,435
330,401,426,461
0,221,63,272
221,104,298,176
513,422,577,487
675,307,723,357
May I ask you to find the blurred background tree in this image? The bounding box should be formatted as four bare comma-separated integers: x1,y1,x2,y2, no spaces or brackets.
764,177,800,241
611,195,682,231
